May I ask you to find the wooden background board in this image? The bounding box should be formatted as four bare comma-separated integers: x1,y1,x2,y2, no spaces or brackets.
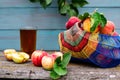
0,0,120,50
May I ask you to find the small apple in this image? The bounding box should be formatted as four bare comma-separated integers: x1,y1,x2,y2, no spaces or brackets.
17,52,30,63
41,55,55,70
112,31,119,36
31,50,48,66
12,53,24,64
83,18,100,33
100,21,115,35
66,16,81,29
3,49,16,61
51,52,63,60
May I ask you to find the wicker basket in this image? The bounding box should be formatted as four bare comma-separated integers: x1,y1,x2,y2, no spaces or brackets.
58,22,120,68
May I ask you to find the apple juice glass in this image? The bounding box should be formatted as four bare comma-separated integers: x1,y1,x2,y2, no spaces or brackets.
20,28,37,58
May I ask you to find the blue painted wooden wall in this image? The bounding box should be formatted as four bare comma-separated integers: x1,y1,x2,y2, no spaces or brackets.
0,0,120,50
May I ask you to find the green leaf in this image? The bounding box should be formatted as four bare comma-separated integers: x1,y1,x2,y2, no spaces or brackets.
54,62,67,76
90,19,99,32
90,11,107,32
59,4,70,15
79,12,89,20
60,53,71,68
50,70,61,80
67,4,79,16
29,0,38,2
100,14,107,27
55,56,62,64
29,0,89,17
58,0,65,7
39,0,52,9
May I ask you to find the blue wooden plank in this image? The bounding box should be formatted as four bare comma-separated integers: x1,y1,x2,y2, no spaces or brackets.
0,0,120,7
0,8,68,29
86,0,120,7
0,30,64,50
0,29,120,51
0,0,41,7
0,7,120,29
0,30,19,50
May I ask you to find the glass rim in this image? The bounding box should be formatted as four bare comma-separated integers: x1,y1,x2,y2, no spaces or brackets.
20,26,37,30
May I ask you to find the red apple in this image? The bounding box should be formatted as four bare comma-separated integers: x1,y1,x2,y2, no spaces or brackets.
112,31,119,36
66,16,81,29
31,50,48,66
100,21,115,35
41,55,55,70
51,52,63,60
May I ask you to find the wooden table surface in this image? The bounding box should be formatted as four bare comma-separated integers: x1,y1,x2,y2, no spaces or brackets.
0,51,120,80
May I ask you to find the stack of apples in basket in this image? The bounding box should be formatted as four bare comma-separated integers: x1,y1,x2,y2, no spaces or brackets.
66,13,119,36
58,11,120,68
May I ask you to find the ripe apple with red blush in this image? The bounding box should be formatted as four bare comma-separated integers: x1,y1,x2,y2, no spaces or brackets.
112,31,119,36
51,52,63,60
31,50,48,66
41,52,63,70
100,21,115,35
66,16,81,29
41,54,55,70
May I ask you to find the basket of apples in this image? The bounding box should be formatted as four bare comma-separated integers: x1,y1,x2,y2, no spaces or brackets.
58,10,120,68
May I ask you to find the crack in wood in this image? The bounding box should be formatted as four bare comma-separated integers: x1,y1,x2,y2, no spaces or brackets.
29,70,35,78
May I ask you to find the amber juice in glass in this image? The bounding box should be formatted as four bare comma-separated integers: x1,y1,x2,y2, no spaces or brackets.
20,29,36,58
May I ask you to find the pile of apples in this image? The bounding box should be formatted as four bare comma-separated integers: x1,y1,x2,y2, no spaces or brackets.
66,16,119,36
3,49,29,63
3,49,63,70
31,50,63,70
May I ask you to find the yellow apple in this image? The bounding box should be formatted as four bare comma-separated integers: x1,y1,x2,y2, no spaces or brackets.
41,55,55,70
3,49,16,61
18,52,30,63
51,52,63,60
83,18,100,33
12,52,29,64
12,53,24,64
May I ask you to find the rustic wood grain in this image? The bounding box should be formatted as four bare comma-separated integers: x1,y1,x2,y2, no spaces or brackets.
1,52,120,80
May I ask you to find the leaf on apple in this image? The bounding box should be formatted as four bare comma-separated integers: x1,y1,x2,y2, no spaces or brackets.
50,52,71,79
54,62,67,76
60,52,72,68
90,11,107,32
50,70,60,80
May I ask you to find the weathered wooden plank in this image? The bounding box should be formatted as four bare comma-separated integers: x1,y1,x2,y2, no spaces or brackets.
0,52,120,80
0,8,120,29
0,0,120,7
